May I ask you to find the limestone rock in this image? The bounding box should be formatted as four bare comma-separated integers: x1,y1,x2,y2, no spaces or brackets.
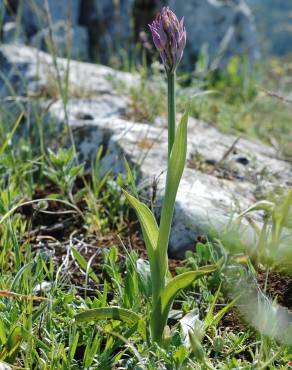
3,0,89,60
168,0,260,70
0,44,135,98
80,0,134,63
0,0,259,69
0,362,12,370
1,21,25,44
0,45,291,259
20,0,81,37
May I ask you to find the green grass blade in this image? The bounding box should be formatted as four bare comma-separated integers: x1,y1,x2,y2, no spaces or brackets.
75,307,140,325
124,157,139,198
71,247,99,284
206,296,239,330
203,282,239,330
204,283,222,328
0,318,7,344
69,331,80,362
10,262,33,291
0,112,24,156
238,200,274,219
0,198,84,225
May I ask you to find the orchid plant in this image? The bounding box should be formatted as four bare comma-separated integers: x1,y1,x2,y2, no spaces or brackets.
76,7,217,345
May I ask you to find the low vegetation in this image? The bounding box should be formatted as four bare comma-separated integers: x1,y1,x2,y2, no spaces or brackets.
0,6,291,370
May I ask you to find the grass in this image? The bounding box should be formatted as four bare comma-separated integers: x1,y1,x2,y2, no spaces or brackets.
0,86,291,370
127,56,292,160
0,11,292,368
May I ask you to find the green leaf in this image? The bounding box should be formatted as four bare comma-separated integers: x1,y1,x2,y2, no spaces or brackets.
276,189,292,229
11,262,33,291
75,307,140,325
157,112,189,266
123,191,158,264
161,265,217,318
71,247,99,284
238,200,274,219
6,325,22,362
124,157,139,198
69,332,80,361
151,265,216,343
0,319,7,344
204,283,221,328
136,258,152,298
0,112,23,156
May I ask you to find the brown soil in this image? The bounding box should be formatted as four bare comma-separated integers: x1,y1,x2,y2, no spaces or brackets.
257,271,292,311
19,180,292,334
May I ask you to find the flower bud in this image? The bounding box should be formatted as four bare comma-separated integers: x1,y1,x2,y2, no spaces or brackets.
149,7,186,74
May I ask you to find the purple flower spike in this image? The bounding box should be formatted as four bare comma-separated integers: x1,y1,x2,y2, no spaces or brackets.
149,7,186,73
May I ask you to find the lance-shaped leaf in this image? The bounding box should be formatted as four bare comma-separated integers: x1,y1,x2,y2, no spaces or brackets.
152,265,217,341
123,191,158,264
75,307,140,325
161,265,217,319
157,112,188,268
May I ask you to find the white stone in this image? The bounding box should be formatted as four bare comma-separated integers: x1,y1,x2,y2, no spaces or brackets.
1,45,290,258
0,361,12,370
2,22,25,44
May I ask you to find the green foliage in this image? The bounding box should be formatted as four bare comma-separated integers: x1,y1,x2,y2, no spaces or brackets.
123,191,158,266
237,189,292,272
75,307,141,325
124,112,214,345
126,56,292,159
71,247,100,284
0,22,290,368
78,104,216,347
45,147,84,198
127,65,166,122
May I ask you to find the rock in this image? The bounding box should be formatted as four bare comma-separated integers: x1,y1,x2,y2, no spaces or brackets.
0,43,135,98
2,21,25,44
0,0,259,69
3,0,89,60
0,43,135,139
80,0,135,64
0,44,291,258
168,0,260,70
21,0,80,36
0,362,12,370
30,24,89,61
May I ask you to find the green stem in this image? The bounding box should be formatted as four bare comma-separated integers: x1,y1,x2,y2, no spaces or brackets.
150,73,177,344
167,72,176,159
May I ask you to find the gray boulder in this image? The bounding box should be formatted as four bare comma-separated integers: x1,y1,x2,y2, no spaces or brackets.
0,45,290,258
30,23,88,61
0,0,259,69
79,0,135,63
169,0,260,70
1,21,25,44
20,0,80,37
4,0,89,60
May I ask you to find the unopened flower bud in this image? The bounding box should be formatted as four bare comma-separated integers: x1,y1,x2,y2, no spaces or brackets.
149,7,186,74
